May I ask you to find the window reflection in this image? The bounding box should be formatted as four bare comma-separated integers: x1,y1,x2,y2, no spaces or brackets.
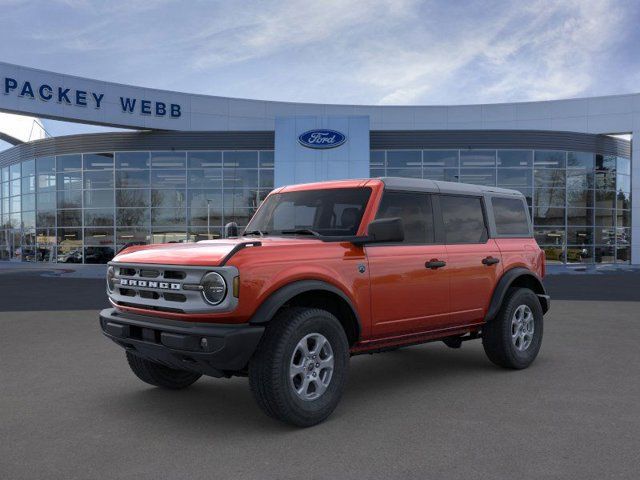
116,170,149,188
116,228,150,246
83,153,114,170
534,151,566,168
567,152,594,169
497,151,532,168
0,146,631,265
459,169,496,186
117,189,149,208
387,151,421,168
423,150,459,168
116,152,149,169
188,151,222,169
84,170,113,189
224,151,259,168
497,169,531,187
460,150,495,167
150,152,186,169
151,208,186,225
117,208,150,227
151,189,186,208
84,208,114,226
57,154,82,172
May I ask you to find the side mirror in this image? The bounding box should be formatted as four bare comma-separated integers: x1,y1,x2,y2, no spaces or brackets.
354,217,404,244
224,222,239,238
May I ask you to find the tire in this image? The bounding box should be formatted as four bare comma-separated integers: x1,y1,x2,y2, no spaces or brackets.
125,351,202,389
482,287,543,369
248,307,350,427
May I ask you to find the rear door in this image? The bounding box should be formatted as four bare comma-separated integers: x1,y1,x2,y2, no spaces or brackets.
439,194,503,325
367,191,450,338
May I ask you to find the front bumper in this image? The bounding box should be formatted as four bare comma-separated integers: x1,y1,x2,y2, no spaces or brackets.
99,308,264,377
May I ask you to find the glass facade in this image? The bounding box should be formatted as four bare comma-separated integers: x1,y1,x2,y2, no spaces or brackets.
371,149,631,265
0,150,274,263
0,146,631,266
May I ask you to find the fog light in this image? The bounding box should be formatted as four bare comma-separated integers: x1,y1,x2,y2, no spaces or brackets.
201,272,227,305
200,337,209,350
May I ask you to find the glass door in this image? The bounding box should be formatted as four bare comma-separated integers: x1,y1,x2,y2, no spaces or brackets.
6,228,21,261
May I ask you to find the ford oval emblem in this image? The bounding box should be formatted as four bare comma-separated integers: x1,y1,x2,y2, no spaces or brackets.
298,129,347,149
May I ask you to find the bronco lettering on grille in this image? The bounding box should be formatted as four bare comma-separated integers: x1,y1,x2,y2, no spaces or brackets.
119,278,181,290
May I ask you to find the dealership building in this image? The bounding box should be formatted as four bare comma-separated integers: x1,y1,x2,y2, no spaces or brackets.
0,62,637,265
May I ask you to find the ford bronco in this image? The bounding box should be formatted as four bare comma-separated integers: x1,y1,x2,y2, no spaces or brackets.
100,177,550,427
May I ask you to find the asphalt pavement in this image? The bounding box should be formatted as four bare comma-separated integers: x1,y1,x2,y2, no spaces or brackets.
1,270,639,479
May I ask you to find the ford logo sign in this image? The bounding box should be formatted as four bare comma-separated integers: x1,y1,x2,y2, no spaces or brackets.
298,129,347,149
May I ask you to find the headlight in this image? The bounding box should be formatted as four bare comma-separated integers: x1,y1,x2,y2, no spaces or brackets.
201,272,227,305
106,266,115,293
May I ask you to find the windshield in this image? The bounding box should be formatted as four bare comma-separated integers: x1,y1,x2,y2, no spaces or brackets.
245,188,372,237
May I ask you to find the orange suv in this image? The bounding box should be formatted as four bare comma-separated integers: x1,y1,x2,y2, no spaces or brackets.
100,178,550,426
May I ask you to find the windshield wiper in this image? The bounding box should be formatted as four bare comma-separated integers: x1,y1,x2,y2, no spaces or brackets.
280,228,321,237
243,229,267,237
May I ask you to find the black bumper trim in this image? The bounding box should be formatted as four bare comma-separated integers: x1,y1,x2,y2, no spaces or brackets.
99,308,264,377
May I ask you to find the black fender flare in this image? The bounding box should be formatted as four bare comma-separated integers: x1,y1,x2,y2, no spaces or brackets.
484,268,549,322
248,280,362,337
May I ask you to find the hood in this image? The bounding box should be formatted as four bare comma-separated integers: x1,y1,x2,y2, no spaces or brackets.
112,237,322,266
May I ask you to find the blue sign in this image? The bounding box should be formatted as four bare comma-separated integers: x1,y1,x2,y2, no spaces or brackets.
298,129,347,149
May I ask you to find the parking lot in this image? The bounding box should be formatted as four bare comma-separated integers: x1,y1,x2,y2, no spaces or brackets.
1,268,639,479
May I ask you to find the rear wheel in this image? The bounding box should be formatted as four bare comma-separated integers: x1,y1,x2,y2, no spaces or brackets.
125,351,202,389
249,307,350,427
482,288,543,369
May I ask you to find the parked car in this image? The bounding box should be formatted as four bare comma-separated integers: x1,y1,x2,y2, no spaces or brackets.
100,178,550,427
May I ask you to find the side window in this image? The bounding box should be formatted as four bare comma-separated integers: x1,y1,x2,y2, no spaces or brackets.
375,191,434,243
491,197,530,236
440,195,487,244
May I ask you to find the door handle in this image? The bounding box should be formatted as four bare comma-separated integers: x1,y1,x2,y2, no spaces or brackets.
425,259,446,269
482,256,500,266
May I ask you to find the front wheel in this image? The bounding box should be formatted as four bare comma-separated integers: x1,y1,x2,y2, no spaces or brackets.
482,287,544,369
249,307,350,427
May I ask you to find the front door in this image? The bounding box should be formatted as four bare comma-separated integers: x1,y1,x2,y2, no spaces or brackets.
367,191,450,338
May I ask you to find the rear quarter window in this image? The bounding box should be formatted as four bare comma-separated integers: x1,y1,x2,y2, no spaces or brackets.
491,197,530,236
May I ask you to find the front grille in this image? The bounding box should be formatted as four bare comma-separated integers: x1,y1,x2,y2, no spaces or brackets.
109,262,238,314
164,270,186,280
139,269,160,278
163,292,187,303
139,290,160,300
115,265,188,304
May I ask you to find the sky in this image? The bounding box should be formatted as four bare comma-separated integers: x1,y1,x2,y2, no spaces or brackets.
0,0,639,148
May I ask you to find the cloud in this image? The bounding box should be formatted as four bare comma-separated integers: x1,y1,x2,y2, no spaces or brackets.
0,0,636,109
190,0,419,70
373,0,628,104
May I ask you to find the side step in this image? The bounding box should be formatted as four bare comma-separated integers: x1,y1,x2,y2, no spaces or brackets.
442,331,482,349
